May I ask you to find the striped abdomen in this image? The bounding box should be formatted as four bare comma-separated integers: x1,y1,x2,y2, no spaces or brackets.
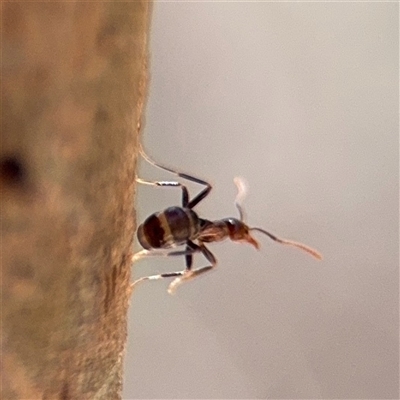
137,206,201,249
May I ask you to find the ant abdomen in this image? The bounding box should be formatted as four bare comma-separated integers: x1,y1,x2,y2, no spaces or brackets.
137,206,200,250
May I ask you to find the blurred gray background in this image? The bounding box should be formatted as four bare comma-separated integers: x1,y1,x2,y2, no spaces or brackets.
123,2,398,399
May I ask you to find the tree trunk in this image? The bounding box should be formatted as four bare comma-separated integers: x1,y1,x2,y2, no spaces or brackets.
1,2,150,398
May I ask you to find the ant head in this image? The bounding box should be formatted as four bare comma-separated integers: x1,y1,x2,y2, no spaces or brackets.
223,218,260,249
232,177,322,260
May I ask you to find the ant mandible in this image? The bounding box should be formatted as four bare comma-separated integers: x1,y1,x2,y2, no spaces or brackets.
132,145,322,295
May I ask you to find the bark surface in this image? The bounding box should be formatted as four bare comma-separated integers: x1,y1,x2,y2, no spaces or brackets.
1,2,150,398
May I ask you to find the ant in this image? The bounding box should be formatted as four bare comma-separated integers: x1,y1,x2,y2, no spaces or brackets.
132,146,322,295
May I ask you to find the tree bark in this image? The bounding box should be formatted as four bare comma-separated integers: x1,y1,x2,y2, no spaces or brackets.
1,2,150,398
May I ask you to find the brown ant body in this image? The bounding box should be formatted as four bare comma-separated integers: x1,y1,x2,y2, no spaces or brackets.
133,147,322,294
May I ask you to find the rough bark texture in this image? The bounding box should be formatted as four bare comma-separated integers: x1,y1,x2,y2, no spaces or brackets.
1,2,150,398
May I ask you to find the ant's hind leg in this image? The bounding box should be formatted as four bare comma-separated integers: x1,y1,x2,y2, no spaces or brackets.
132,247,198,263
131,245,201,290
131,271,185,289
168,243,217,295
138,144,212,209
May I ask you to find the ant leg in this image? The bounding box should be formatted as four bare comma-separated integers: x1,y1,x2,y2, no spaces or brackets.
132,247,197,262
187,184,212,209
131,245,201,289
139,144,212,209
185,240,199,271
136,177,189,207
131,271,185,288
168,243,217,295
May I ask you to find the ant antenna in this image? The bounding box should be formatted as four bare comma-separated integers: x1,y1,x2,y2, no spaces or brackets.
233,177,248,221
233,178,321,260
250,227,323,260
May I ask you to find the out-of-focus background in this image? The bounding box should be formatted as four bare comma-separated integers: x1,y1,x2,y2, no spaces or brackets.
124,3,398,399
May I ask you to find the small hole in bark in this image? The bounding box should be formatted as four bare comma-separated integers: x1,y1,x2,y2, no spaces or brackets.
0,156,26,186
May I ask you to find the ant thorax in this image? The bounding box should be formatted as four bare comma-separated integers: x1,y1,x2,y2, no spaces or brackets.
197,219,230,243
